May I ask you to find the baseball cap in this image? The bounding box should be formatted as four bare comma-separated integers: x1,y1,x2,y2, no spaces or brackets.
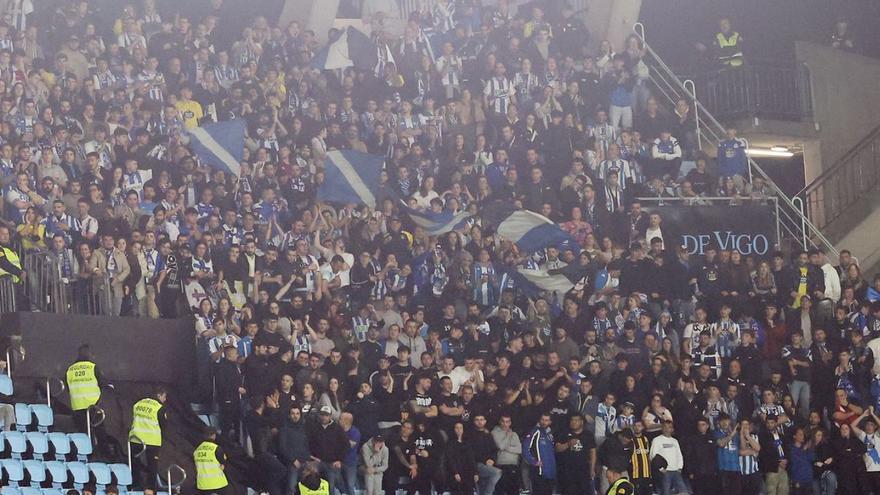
319,405,333,415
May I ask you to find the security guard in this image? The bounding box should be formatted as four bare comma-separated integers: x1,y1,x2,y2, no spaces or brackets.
605,466,635,495
194,429,231,494
66,344,104,432
297,464,330,495
0,224,23,282
129,387,168,493
713,17,743,67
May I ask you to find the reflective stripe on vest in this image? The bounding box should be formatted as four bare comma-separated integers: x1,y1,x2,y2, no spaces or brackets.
608,477,634,495
716,32,743,66
194,441,228,491
0,247,21,283
130,398,163,446
66,361,100,411
298,479,330,495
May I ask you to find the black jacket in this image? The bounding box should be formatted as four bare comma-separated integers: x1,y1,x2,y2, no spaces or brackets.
308,420,349,463
683,431,716,476
277,417,312,465
214,358,243,404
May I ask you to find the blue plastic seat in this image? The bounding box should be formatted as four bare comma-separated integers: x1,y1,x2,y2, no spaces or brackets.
46,433,70,461
29,406,53,433
67,433,92,462
22,459,46,485
109,463,133,486
14,404,32,432
25,432,49,461
40,490,63,495
2,488,23,495
43,461,68,489
4,431,27,459
18,488,41,495
88,462,112,488
0,374,13,395
2,458,25,487
67,461,90,489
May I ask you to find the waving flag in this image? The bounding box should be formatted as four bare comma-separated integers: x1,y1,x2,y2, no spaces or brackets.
402,204,472,236
499,263,593,297
482,203,577,253
318,150,384,208
188,119,246,176
312,27,378,71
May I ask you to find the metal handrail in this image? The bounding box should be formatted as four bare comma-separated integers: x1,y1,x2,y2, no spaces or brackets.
632,23,838,257
45,377,65,408
165,464,187,495
128,434,148,471
800,123,880,195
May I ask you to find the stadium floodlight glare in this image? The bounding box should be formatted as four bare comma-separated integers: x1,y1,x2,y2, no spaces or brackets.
746,148,794,158
770,145,790,153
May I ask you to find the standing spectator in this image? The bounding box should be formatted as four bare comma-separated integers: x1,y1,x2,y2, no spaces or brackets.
361,435,389,495
523,413,556,495
308,405,348,495
555,414,597,495
757,414,790,495
649,420,689,495
446,422,479,495
492,414,522,495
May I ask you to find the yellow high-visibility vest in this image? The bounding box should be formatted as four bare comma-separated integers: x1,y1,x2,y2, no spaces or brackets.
130,398,163,447
607,477,635,495
298,479,330,495
0,246,21,283
66,361,100,411
716,32,743,67
194,441,228,491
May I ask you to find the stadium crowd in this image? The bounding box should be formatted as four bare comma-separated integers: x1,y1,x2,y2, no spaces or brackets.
0,0,880,495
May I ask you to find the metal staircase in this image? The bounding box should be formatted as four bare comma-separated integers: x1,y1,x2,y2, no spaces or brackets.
798,123,880,236
631,23,838,256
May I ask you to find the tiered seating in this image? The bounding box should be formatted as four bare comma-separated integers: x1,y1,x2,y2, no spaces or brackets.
14,404,54,433
0,401,134,494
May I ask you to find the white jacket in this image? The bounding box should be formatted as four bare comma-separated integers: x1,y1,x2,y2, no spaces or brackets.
650,434,684,471
821,263,841,302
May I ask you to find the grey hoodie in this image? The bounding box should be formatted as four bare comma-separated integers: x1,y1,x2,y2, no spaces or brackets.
491,425,522,466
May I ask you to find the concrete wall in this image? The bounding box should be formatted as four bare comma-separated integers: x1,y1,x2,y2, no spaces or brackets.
796,41,880,181
581,0,642,53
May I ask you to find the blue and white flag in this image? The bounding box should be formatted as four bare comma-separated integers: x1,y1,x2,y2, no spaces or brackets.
318,150,384,208
402,204,471,236
483,203,577,254
499,263,591,297
312,27,378,71
188,119,246,176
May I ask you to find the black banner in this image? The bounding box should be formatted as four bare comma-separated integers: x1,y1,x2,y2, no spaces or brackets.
644,202,777,256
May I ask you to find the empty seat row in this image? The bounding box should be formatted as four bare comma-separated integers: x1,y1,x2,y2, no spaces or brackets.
1,432,92,461
14,404,54,433
1,459,132,491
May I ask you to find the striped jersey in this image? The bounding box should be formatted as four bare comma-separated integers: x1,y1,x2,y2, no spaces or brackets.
739,433,760,475
630,435,651,479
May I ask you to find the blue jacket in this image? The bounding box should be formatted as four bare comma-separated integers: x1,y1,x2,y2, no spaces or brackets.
522,424,556,479
789,445,815,483
717,138,748,177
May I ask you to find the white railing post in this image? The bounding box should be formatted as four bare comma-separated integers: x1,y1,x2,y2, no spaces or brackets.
86,408,92,444
683,79,701,151
792,197,808,250
742,138,754,184
633,22,646,43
